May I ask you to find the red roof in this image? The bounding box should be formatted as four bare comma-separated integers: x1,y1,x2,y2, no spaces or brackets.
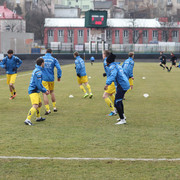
0,5,23,20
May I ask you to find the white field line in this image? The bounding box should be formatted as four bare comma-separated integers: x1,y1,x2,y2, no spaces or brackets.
0,156,180,161
0,64,74,81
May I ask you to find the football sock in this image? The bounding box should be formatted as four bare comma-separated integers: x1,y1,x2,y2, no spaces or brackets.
86,84,92,94
36,107,41,118
166,66,169,70
45,104,50,111
27,107,36,120
52,102,56,108
115,100,124,119
170,67,172,71
104,98,115,112
10,91,14,96
160,64,164,68
13,89,16,94
110,94,115,104
80,85,86,93
127,87,131,93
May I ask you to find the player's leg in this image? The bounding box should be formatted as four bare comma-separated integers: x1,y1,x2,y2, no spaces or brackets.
77,76,88,97
127,78,133,93
159,62,165,69
84,82,93,98
50,90,57,112
36,99,46,122
169,64,172,71
164,63,169,71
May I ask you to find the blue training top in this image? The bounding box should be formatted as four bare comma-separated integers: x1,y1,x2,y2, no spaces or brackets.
122,57,134,79
75,56,87,76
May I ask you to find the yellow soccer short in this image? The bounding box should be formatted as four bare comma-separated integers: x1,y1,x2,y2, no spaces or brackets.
77,75,88,84
7,74,17,85
129,78,134,86
105,82,116,94
29,93,41,105
42,81,54,91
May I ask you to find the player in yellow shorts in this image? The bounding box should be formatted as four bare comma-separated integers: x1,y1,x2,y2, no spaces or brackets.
102,50,117,116
0,50,22,100
41,49,62,115
74,51,93,98
24,58,49,126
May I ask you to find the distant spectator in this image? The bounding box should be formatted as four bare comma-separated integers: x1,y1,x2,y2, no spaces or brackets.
90,56,95,66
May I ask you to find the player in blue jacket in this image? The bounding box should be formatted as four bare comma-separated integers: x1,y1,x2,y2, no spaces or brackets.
122,52,135,92
25,58,49,126
104,53,130,125
74,51,93,98
90,56,95,66
41,49,62,115
102,50,117,116
0,50,22,100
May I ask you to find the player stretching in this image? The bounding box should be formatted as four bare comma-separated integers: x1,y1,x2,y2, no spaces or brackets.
74,51,93,98
41,49,62,115
159,51,169,71
102,50,117,116
0,50,22,100
104,53,130,125
24,58,49,126
169,52,177,72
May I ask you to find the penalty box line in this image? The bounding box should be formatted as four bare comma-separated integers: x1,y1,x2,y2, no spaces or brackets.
0,156,180,161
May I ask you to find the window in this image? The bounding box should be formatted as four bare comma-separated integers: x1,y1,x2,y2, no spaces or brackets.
76,0,78,2
115,30,119,37
78,30,83,37
153,30,158,37
172,31,178,37
68,30,73,37
143,30,148,37
123,30,128,37
153,0,157,3
107,30,111,38
133,30,138,37
58,30,64,37
6,25,10,31
83,5,89,9
87,30,89,36
48,30,53,37
178,0,180,3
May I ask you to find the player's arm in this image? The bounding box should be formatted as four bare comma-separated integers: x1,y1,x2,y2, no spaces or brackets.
15,57,23,68
55,58,62,81
0,57,7,68
75,60,81,77
129,61,134,79
35,71,47,93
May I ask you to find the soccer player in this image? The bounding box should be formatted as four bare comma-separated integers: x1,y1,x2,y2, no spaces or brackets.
122,52,135,93
104,53,130,125
0,50,22,100
41,49,62,115
90,56,95,66
74,51,93,98
159,51,169,71
102,50,117,116
24,58,49,126
169,52,177,72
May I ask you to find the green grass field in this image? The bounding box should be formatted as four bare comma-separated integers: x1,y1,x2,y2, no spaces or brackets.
0,62,180,179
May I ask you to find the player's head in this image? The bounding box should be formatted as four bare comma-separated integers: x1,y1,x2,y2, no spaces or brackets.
7,49,13,58
160,51,163,55
103,50,110,59
73,51,79,58
171,52,174,56
106,53,116,65
46,49,52,54
128,52,134,59
36,58,44,67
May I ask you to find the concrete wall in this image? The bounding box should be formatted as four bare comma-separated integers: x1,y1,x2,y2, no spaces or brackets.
0,32,34,54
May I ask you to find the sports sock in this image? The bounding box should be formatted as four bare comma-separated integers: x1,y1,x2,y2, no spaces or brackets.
80,85,86,93
160,64,164,68
127,88,131,93
27,107,36,120
104,98,115,112
36,107,41,118
13,88,16,94
86,84,92,94
52,102,56,108
10,91,14,96
114,100,124,119
170,67,172,71
166,66,169,70
45,104,50,111
109,94,115,104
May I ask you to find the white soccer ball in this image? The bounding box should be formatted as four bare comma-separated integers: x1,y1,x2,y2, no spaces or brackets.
69,95,74,98
142,77,146,79
143,93,149,98
88,76,91,79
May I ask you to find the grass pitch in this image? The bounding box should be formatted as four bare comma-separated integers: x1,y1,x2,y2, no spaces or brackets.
0,62,180,179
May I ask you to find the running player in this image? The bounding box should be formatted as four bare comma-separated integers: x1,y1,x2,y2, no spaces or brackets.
24,58,49,126
0,50,22,100
74,51,93,98
41,49,62,115
90,56,95,66
104,53,130,125
102,50,117,116
159,51,169,71
169,52,177,72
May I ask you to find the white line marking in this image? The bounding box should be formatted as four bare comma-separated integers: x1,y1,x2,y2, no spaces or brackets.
0,156,180,161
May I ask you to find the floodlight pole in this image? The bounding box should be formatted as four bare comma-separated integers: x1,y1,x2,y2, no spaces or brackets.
89,28,92,54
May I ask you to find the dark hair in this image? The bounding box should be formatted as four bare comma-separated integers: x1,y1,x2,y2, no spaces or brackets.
36,58,44,66
7,49,13,54
46,49,52,53
74,51,79,57
106,53,116,64
128,52,134,57
103,50,110,57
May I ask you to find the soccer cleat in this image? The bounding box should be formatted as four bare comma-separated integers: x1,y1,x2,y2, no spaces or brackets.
24,119,34,126
45,110,51,115
9,96,14,100
36,117,46,122
117,114,126,121
83,93,89,98
53,108,58,112
115,119,126,125
13,92,16,98
89,93,93,99
108,111,117,116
